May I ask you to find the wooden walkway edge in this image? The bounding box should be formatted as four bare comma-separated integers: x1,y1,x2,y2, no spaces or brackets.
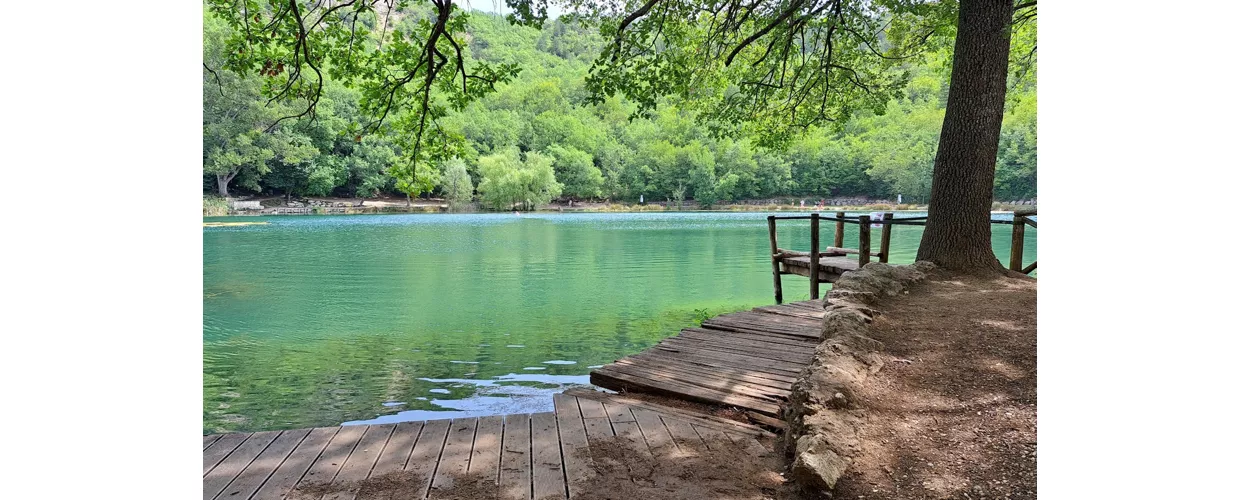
589,299,825,421
203,392,772,500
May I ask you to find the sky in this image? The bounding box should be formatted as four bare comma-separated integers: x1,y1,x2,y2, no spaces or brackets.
459,0,568,19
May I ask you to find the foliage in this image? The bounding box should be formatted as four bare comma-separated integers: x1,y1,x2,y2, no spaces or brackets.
441,157,474,207
203,4,1036,207
476,149,563,210
203,196,231,216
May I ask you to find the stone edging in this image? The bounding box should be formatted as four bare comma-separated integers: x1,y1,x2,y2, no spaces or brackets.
784,261,937,491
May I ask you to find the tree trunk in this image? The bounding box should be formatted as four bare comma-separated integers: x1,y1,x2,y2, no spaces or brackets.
216,174,230,197
916,0,1014,274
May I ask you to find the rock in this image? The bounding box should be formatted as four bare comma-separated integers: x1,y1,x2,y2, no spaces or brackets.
792,435,849,490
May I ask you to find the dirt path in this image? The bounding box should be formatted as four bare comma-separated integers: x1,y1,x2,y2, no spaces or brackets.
834,273,1037,499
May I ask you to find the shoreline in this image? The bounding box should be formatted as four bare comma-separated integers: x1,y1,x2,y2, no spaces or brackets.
205,196,1035,217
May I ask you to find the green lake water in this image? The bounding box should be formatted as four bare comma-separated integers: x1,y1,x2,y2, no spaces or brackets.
203,211,1036,434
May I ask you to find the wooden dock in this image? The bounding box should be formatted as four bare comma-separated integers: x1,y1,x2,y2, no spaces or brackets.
590,299,826,422
203,390,771,500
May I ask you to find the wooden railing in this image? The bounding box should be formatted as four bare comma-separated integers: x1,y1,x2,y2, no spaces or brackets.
765,209,1036,303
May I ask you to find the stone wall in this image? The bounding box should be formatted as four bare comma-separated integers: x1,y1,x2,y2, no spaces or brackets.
784,261,937,492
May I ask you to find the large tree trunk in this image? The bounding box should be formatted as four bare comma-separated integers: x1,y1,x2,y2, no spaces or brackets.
216,174,230,197
916,0,1015,274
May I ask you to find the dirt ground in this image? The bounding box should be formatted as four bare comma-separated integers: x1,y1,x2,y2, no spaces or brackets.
831,272,1037,500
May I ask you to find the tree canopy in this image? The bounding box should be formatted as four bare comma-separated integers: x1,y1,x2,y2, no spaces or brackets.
203,1,1036,209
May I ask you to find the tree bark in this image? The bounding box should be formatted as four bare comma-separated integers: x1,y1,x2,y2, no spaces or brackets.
216,174,230,197
916,0,1014,274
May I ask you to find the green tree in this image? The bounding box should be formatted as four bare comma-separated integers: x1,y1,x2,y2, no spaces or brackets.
477,149,562,210
546,144,604,200
442,157,475,208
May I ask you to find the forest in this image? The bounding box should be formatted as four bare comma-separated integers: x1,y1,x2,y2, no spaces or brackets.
203,4,1036,209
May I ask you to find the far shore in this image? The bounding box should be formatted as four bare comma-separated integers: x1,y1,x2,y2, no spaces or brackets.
205,195,1035,217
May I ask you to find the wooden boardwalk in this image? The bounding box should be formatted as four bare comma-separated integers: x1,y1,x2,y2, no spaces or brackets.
203,391,771,500
590,299,826,421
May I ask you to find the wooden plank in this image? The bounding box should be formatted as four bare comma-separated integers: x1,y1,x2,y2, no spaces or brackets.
564,389,770,438
634,350,806,380
660,416,708,454
726,432,770,458
1010,216,1026,271
629,349,804,379
469,415,505,482
203,430,280,500
530,412,567,500
591,368,782,416
251,427,339,500
858,215,871,267
701,315,822,335
370,421,424,477
696,317,824,337
651,344,809,372
406,419,452,499
603,360,790,402
204,434,221,451
768,216,783,304
629,350,802,383
690,424,734,452
325,423,396,500
601,402,648,451
655,334,815,361
753,306,825,320
298,425,367,487
554,395,593,499
657,337,814,363
723,310,825,328
810,212,820,299
660,334,815,360
630,407,677,458
613,357,793,395
499,413,532,500
615,356,797,389
203,433,250,476
429,418,479,497
834,211,845,248
879,212,893,263
575,398,615,442
693,321,820,341
678,327,817,350
212,428,310,500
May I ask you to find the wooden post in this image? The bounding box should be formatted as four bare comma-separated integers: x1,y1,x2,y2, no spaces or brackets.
1010,216,1026,271
879,212,893,263
833,211,845,248
858,215,871,268
810,213,820,299
768,216,783,304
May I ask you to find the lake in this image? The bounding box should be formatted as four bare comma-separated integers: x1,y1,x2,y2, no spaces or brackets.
203,211,1036,433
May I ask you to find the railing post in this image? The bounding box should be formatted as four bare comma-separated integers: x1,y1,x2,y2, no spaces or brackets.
858,215,871,268
833,211,845,248
1010,215,1025,271
810,213,820,299
879,212,893,263
768,216,783,304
